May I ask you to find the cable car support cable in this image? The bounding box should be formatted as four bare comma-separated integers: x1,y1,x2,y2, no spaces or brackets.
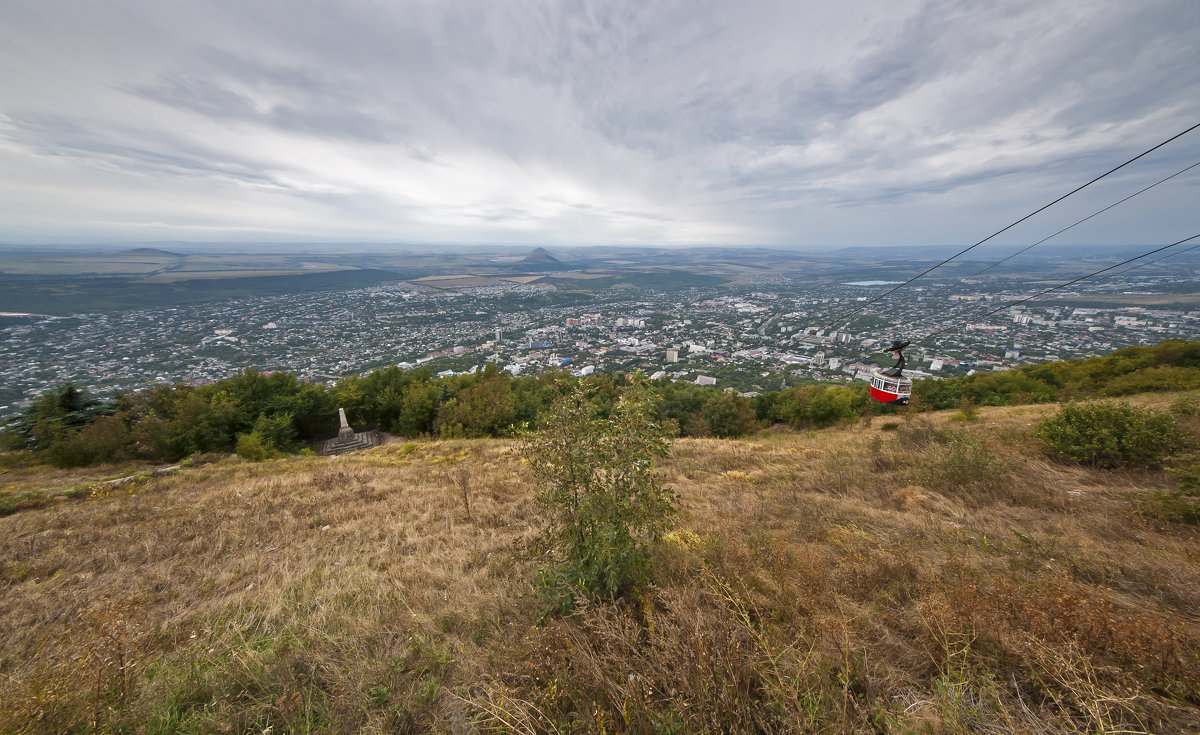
917,231,1200,342
821,121,1200,332
1105,241,1200,280
833,161,1200,377
956,160,1200,283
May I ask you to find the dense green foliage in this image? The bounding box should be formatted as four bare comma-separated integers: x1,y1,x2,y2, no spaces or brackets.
916,340,1200,408
1036,402,1184,469
3,383,109,451
0,368,775,467
2,371,338,466
773,384,869,428
6,340,1200,468
522,378,676,612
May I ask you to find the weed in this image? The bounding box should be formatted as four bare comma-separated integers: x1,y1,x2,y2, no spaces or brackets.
1,598,147,733
366,684,390,708
919,433,1009,500
417,676,441,703
815,448,873,494
449,464,473,521
431,448,469,465
898,416,947,448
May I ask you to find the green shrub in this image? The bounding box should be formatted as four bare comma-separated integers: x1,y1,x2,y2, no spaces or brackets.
1166,453,1200,497
1169,393,1200,418
2,383,110,451
250,411,297,451
955,397,979,419
522,376,676,614
235,433,275,462
1156,451,1200,518
43,416,129,468
699,391,759,437
1140,491,1200,524
1035,402,1185,469
773,385,864,428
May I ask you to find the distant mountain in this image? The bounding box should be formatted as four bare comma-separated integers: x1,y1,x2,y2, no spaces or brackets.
117,247,180,257
520,247,562,265
515,247,571,272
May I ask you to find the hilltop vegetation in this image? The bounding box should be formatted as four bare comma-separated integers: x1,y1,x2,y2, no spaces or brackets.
6,341,1200,473
2,389,1199,732
915,339,1200,407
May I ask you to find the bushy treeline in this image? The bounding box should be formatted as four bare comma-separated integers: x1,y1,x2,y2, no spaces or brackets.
915,340,1200,409
7,340,1200,468
2,372,337,467
2,366,790,467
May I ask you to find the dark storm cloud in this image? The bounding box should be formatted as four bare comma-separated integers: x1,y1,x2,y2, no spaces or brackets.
0,0,1196,245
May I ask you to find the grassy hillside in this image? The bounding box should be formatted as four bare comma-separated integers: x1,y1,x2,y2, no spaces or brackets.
2,395,1200,733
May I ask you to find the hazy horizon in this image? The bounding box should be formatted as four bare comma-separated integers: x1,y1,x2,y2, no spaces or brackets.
0,241,1190,258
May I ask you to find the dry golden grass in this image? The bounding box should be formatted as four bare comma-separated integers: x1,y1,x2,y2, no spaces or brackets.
2,400,1199,733
0,458,155,516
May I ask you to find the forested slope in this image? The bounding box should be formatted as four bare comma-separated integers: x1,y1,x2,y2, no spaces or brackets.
6,340,1200,470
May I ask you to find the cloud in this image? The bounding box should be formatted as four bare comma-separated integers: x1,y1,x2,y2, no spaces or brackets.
0,0,1196,246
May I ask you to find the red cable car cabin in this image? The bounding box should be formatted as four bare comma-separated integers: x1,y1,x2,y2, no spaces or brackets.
869,338,912,405
869,372,911,405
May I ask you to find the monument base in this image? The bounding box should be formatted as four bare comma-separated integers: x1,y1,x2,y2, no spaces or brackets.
318,408,382,455
318,429,381,456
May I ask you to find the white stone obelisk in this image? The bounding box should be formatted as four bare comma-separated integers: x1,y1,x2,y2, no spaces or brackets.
337,408,355,440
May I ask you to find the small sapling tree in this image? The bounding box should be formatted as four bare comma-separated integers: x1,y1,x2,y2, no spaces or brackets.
523,375,676,613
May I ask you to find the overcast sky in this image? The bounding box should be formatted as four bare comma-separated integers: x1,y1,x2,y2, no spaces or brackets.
0,0,1197,249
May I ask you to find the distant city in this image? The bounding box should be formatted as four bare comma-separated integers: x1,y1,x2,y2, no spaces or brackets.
3,251,1197,416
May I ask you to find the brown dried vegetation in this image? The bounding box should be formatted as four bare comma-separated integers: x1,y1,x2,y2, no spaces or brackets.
2,397,1200,733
